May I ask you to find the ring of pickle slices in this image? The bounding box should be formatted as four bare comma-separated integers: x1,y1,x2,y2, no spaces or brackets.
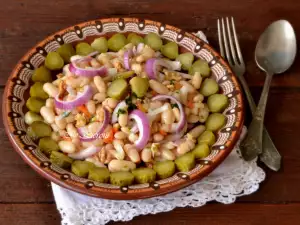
25,32,229,187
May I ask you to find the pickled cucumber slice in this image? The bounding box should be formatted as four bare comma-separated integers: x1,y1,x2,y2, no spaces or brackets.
153,160,176,179
197,131,216,146
30,82,49,99
71,161,95,178
50,151,73,169
91,37,108,53
144,33,162,51
189,59,211,77
199,78,219,97
45,52,64,70
32,66,52,83
39,137,59,156
207,94,229,113
76,42,94,56
192,143,211,159
129,77,149,98
57,43,76,63
27,121,52,140
127,33,144,45
24,111,43,125
205,113,226,132
88,167,110,183
108,34,127,52
113,70,135,80
176,52,194,71
175,152,195,172
161,42,179,60
26,97,45,113
132,168,156,184
110,171,134,187
107,78,128,100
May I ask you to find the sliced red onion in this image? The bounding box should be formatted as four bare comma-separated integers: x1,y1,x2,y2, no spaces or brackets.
69,57,107,77
68,145,101,160
111,100,127,123
77,108,110,142
129,110,150,150
123,50,133,70
145,58,182,80
55,85,93,110
152,95,186,132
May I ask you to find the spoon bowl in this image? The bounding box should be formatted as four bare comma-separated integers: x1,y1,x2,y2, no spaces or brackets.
255,20,297,74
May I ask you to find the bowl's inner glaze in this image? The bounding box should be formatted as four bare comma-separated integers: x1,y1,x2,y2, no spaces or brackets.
4,18,244,199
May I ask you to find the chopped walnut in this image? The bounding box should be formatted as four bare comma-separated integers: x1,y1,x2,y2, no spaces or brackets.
75,113,87,127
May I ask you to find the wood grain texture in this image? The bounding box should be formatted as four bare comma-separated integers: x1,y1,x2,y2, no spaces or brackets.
1,0,300,224
1,0,300,86
0,203,300,225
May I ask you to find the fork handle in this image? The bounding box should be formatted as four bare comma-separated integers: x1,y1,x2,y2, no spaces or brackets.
241,71,273,160
238,74,281,170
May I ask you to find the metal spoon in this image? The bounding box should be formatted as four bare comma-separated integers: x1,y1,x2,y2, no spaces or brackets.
241,20,297,161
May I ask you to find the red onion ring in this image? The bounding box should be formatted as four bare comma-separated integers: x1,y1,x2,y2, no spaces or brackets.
145,58,181,80
68,145,101,160
129,110,150,150
151,95,186,132
77,108,110,142
123,50,133,70
54,85,93,110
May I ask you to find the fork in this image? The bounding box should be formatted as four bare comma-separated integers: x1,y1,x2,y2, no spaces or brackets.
217,17,281,171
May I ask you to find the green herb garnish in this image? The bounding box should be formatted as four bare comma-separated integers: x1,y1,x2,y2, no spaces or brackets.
117,108,127,116
171,103,179,108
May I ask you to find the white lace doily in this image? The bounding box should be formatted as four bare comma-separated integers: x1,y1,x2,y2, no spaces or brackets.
52,126,265,225
52,32,265,225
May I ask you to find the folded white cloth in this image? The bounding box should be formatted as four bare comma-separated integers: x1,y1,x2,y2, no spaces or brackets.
52,126,265,225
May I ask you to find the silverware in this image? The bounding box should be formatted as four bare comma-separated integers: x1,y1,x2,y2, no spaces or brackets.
240,20,296,163
217,17,282,171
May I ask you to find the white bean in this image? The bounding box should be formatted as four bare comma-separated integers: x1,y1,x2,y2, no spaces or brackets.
87,122,101,134
180,80,196,93
126,148,141,163
160,124,171,133
102,98,118,109
108,159,136,172
161,108,175,125
187,114,199,123
191,107,199,115
114,131,127,140
93,92,106,103
121,127,131,135
118,113,128,127
66,123,79,139
161,149,176,160
192,72,202,89
188,125,206,138
85,157,106,167
54,116,67,130
149,80,169,94
131,63,143,75
90,58,101,68
105,143,114,151
43,83,58,97
46,98,55,108
51,124,59,132
65,114,75,123
128,133,138,143
66,76,90,88
113,139,125,148
141,148,152,163
85,100,96,114
177,142,191,155
59,141,76,153
40,106,55,124
153,133,164,142
172,107,180,121
94,76,106,93
193,94,204,102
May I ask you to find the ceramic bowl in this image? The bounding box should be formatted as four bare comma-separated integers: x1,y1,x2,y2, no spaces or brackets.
3,18,244,199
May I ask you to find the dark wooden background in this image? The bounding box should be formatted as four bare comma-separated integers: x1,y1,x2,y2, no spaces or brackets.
1,0,300,224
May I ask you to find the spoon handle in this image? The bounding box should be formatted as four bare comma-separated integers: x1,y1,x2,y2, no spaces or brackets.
240,72,274,161
238,75,281,170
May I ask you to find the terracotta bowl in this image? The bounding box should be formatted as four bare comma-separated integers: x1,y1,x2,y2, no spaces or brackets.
3,18,244,200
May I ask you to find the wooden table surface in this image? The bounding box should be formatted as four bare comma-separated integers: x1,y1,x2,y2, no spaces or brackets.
1,0,300,224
